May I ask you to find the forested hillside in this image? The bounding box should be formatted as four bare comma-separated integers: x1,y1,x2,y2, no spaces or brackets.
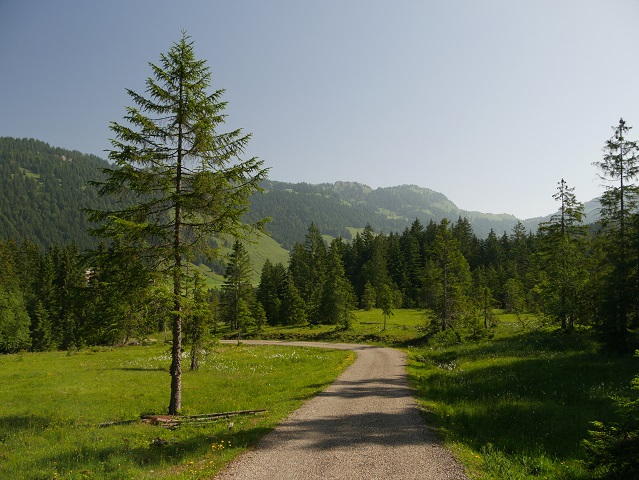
1,138,566,252
247,180,528,249
0,137,114,249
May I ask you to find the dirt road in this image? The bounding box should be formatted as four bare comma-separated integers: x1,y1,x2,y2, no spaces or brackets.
216,340,468,479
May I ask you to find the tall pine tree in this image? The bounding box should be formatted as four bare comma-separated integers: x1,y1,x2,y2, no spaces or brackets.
593,118,639,351
87,33,268,413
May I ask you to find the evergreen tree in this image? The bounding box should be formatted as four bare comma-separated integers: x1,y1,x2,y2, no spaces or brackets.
52,243,83,349
186,272,212,371
281,276,307,326
251,300,267,331
593,118,639,351
84,240,161,345
361,281,376,311
288,223,326,323
0,240,33,352
385,232,407,306
221,240,254,336
319,240,356,329
452,217,480,269
538,179,587,329
0,289,31,353
31,300,53,351
37,250,59,348
426,220,472,331
379,283,394,331
86,33,268,413
257,259,287,325
399,224,425,307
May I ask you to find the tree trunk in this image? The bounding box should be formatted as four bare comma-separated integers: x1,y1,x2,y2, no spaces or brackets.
169,89,185,414
169,301,182,414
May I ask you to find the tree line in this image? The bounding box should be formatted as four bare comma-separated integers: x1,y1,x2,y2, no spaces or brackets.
1,118,638,356
256,118,639,353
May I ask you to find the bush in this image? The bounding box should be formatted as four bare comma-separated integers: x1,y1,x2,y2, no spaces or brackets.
583,351,639,479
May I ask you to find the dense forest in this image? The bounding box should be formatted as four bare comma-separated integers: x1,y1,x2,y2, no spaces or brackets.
1,181,637,355
0,137,116,249
1,117,638,357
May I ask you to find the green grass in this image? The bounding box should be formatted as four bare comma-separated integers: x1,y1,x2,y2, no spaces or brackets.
3,311,636,479
0,343,354,479
243,308,427,345
406,317,639,479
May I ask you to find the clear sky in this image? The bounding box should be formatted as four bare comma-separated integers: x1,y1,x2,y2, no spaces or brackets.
2,1,639,219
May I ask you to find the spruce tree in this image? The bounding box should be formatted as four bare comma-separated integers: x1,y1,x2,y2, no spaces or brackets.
87,33,268,413
593,118,639,351
538,179,587,329
427,220,472,331
221,240,254,339
320,240,355,329
380,283,394,331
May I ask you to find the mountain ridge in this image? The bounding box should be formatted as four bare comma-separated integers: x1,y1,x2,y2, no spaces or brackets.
0,137,599,251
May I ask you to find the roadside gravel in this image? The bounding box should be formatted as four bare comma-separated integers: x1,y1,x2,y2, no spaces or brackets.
215,340,468,479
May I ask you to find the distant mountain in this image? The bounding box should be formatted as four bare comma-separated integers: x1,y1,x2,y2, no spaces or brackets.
0,137,599,252
246,181,523,248
520,198,601,232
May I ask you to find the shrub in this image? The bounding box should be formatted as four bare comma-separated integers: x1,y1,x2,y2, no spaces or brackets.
583,351,639,479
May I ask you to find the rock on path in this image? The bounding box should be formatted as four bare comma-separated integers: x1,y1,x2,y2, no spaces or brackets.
216,340,468,480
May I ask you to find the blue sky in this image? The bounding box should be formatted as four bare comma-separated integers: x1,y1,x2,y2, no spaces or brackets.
2,1,639,219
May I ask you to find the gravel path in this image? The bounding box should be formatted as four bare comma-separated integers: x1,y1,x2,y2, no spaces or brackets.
215,340,468,480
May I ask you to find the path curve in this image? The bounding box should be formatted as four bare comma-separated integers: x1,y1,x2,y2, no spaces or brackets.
216,340,468,480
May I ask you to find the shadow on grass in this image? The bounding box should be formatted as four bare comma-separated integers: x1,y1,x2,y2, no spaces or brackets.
0,414,52,432
111,367,166,372
33,424,274,476
409,330,639,460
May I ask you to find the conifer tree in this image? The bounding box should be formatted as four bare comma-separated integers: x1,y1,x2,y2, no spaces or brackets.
282,276,307,326
187,271,212,371
87,33,268,413
320,240,355,329
221,240,254,340
426,220,472,331
380,283,394,331
538,179,587,329
257,259,287,325
593,118,639,351
288,223,326,323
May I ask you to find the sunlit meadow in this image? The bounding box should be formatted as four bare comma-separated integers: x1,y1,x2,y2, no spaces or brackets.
0,343,353,479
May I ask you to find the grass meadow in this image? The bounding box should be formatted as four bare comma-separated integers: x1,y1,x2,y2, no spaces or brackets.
245,308,426,345
0,343,354,479
2,310,636,479
405,314,639,480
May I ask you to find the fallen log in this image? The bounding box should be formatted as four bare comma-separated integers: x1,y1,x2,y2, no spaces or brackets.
100,409,266,428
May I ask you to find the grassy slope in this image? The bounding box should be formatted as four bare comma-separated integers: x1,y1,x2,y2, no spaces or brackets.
193,232,290,288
